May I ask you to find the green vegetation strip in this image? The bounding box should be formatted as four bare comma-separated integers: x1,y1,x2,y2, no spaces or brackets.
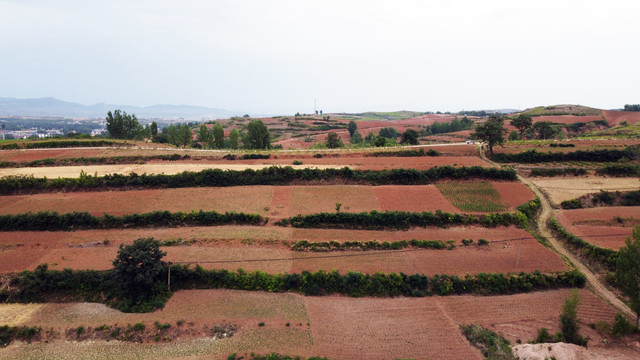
0,210,264,231
529,167,587,177
0,265,586,311
0,166,517,195
548,219,618,270
1,140,128,150
367,148,440,157
493,146,638,163
460,325,515,360
0,154,190,168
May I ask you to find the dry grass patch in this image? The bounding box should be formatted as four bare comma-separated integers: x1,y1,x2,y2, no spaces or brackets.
436,182,507,212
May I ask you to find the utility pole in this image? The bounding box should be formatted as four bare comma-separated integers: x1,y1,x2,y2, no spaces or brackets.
516,237,523,266
168,261,172,292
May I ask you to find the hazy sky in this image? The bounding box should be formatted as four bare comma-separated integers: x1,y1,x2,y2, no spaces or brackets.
1,0,638,114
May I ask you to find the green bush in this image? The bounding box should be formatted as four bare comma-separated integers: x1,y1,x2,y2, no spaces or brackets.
494,147,636,163
612,313,635,337
529,167,586,177
549,219,618,270
561,199,583,209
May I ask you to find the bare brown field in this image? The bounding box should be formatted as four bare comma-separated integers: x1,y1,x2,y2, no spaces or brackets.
0,186,274,216
0,226,567,276
374,185,459,213
529,177,640,206
491,181,536,209
603,110,640,125
289,186,380,215
556,207,640,250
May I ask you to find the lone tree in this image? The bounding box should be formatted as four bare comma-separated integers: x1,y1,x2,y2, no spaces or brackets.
347,120,358,137
198,124,212,146
473,113,506,156
177,124,192,147
213,123,225,148
559,289,586,345
112,238,167,310
616,226,640,328
326,132,343,148
510,114,533,138
106,109,143,139
229,129,240,149
400,129,420,145
245,119,270,149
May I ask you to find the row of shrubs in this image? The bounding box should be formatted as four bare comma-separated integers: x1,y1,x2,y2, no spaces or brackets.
493,147,637,163
1,265,586,304
0,154,189,168
222,154,271,160
0,325,42,347
595,164,640,177
0,210,264,231
561,190,640,209
548,219,618,270
529,167,587,177
1,140,124,150
549,143,575,147
367,148,440,157
290,239,491,252
0,165,517,195
275,210,528,230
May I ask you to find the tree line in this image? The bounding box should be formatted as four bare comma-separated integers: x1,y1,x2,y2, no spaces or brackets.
0,166,517,195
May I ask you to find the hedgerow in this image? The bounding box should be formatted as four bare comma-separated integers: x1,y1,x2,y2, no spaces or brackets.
2,266,586,309
1,140,127,150
0,165,517,195
290,239,448,252
493,147,637,163
529,167,587,177
0,210,264,231
549,219,618,270
367,148,440,157
596,164,640,177
0,154,190,168
276,209,529,230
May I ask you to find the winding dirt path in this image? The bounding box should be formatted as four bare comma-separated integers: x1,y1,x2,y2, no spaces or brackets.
478,144,635,319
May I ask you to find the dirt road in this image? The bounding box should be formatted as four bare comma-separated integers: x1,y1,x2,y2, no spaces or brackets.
478,144,635,319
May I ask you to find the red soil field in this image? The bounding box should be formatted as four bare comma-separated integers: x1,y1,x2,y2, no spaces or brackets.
491,181,535,209
0,225,567,276
602,110,640,125
289,186,380,215
556,207,640,250
374,185,459,213
305,296,482,360
0,186,274,216
304,288,617,360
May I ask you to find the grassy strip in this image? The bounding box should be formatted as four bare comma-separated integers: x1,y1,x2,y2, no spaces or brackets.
436,182,507,212
548,218,618,270
493,147,637,163
0,210,265,231
1,266,586,308
460,325,515,360
291,239,451,251
0,154,189,168
0,166,517,195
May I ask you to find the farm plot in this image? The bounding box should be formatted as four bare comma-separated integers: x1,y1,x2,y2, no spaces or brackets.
555,207,640,250
0,163,345,178
435,182,507,212
529,177,640,206
373,185,459,213
289,186,380,215
0,186,273,216
304,296,483,360
491,181,536,209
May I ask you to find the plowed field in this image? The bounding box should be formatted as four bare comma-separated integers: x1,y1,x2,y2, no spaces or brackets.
529,177,640,206
556,207,640,249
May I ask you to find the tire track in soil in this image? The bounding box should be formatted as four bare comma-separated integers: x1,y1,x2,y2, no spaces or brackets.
477,144,635,320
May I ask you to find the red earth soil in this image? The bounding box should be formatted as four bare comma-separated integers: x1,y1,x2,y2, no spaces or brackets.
491,181,535,209
304,288,617,360
374,185,459,213
0,226,567,276
555,207,640,250
530,115,604,124
602,110,640,125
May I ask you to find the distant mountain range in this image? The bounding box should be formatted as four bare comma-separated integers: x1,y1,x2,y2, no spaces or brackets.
0,97,245,119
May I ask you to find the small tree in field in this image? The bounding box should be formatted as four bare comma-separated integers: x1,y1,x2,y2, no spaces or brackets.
112,238,167,311
473,114,506,156
326,132,343,148
616,226,640,328
560,289,587,346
